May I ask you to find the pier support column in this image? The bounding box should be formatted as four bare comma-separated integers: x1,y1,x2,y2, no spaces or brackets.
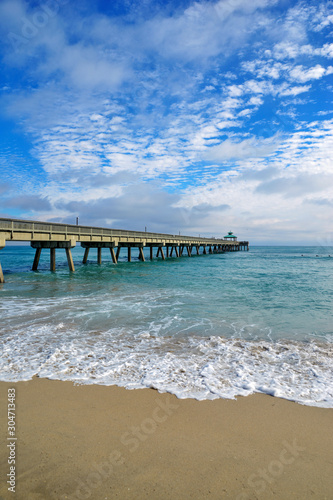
66,248,75,272
0,261,4,284
50,248,56,272
196,246,200,255
116,247,121,261
32,247,42,271
97,247,102,264
0,241,4,283
110,247,117,264
166,246,169,258
170,246,179,257
150,247,153,260
128,247,131,262
139,247,145,262
83,248,90,264
156,247,165,260
203,245,207,255
209,246,212,254
187,246,192,257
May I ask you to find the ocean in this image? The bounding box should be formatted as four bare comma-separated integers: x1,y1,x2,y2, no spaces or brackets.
0,245,332,408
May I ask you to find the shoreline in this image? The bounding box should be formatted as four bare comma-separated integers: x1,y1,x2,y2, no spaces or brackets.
1,377,332,499
1,335,332,409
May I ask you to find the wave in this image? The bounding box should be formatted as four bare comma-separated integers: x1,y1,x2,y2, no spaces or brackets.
1,325,332,408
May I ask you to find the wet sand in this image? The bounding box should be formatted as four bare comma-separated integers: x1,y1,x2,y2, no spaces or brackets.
0,377,332,500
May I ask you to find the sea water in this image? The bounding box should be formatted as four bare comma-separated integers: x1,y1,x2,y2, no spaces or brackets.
0,245,332,407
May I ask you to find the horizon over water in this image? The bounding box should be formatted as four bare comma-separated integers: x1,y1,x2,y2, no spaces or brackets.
0,245,332,408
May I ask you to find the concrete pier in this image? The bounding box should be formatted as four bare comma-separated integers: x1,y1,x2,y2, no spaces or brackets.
0,218,249,281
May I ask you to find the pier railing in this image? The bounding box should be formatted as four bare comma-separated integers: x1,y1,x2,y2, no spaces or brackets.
0,217,236,244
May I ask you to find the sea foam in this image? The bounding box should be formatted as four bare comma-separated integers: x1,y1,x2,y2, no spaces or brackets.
1,325,332,408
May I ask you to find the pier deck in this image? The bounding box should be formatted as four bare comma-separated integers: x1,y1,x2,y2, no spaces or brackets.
0,218,249,282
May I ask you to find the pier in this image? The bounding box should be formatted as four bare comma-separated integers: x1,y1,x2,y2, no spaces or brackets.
0,218,249,282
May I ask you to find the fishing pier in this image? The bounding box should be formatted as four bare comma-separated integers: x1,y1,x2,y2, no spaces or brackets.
0,218,249,283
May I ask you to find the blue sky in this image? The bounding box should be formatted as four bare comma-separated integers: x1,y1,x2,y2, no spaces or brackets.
0,0,332,244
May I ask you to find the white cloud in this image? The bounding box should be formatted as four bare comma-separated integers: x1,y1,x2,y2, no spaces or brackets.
238,109,252,117
248,96,263,106
279,85,311,96
216,120,241,129
228,85,243,97
312,13,333,32
205,136,278,162
289,64,327,83
273,41,333,60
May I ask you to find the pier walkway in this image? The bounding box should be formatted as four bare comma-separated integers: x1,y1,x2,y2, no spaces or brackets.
0,218,249,282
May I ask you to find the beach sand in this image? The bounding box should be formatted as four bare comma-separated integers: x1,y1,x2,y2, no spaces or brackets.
0,377,332,500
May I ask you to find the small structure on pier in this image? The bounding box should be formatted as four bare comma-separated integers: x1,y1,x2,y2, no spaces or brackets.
224,231,237,241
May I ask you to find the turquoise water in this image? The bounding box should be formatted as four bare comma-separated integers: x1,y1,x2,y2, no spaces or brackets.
0,245,332,407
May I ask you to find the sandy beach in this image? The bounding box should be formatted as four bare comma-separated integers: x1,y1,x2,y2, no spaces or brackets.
0,377,332,500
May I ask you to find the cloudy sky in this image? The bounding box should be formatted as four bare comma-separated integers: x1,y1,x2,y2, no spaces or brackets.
0,0,332,244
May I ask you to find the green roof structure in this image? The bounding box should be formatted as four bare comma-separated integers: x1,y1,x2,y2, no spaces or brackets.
224,231,237,240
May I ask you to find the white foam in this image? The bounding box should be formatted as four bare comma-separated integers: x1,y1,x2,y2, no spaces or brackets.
0,325,332,407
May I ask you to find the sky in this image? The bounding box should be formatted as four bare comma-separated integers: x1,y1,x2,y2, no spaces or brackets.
0,0,332,245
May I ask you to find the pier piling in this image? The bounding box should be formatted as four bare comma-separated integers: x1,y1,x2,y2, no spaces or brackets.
139,247,145,262
66,248,75,272
110,247,117,264
0,261,4,283
83,248,89,264
32,248,42,271
50,248,56,272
